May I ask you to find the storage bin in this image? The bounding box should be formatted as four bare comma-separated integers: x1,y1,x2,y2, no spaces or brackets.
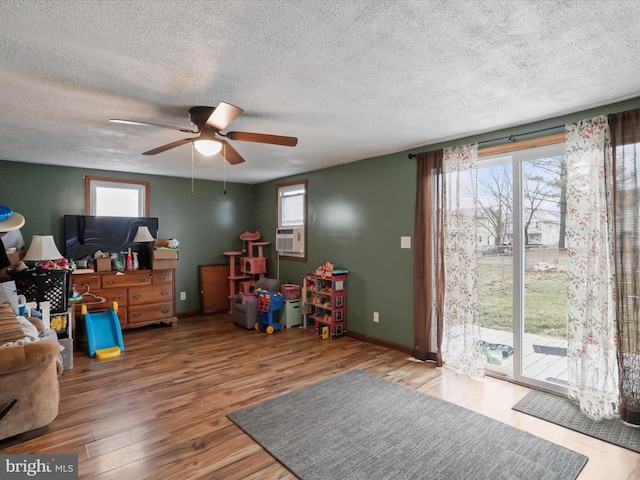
282,299,301,328
280,284,301,300
12,269,69,314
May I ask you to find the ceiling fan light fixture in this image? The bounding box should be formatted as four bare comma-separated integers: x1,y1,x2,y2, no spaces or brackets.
194,139,222,156
116,102,295,164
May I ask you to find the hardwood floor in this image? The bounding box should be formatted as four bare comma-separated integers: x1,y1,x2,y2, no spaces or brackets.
1,315,638,479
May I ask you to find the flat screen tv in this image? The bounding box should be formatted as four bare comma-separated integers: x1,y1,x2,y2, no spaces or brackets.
64,215,159,261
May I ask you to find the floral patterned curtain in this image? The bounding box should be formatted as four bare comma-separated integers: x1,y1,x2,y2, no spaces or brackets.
441,144,484,379
565,116,619,419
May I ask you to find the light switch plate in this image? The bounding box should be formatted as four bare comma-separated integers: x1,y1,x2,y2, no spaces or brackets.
401,236,412,249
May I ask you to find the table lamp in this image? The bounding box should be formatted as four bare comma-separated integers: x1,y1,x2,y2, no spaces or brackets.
133,226,154,243
23,235,63,261
132,226,155,269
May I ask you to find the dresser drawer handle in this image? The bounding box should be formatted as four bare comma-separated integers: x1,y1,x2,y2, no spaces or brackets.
138,277,147,283
112,296,121,301
161,291,169,296
106,280,115,285
133,294,142,299
161,309,170,314
133,312,142,318
158,276,167,281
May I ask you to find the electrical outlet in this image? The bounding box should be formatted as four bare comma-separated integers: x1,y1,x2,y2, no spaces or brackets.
180,292,187,301
373,311,379,323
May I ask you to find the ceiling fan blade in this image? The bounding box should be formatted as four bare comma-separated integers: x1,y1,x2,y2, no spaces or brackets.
142,138,194,155
110,119,197,133
226,131,298,147
205,102,244,130
220,140,245,165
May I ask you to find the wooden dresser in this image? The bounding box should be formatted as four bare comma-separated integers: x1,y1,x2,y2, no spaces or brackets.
71,269,177,330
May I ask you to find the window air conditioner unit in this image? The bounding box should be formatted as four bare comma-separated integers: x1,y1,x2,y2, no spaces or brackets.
276,228,304,253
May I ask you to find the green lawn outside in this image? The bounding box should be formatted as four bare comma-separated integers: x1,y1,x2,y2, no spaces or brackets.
477,250,567,339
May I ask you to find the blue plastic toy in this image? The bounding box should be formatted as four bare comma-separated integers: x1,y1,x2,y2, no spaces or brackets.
82,302,125,358
254,290,284,334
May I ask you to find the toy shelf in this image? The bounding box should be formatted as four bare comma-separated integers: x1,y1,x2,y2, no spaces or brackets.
301,272,347,339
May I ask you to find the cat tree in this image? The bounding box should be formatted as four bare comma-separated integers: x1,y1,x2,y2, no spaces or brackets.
224,231,269,312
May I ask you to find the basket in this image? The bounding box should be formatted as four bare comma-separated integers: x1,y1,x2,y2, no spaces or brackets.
280,284,301,300
258,291,284,312
12,269,69,314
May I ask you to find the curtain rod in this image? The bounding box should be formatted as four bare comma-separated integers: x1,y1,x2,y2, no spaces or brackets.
407,124,564,159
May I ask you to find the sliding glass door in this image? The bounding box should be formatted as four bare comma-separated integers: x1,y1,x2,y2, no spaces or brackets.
477,143,568,393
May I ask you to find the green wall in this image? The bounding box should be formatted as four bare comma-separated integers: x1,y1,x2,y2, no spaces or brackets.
253,95,640,350
1,160,254,314
4,95,640,349
254,154,416,347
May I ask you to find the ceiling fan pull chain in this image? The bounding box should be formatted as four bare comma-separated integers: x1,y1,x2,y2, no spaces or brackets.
191,143,196,196
223,143,227,195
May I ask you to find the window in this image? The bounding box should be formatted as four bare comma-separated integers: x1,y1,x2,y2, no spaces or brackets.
278,181,306,227
85,176,149,217
476,141,569,393
277,180,307,259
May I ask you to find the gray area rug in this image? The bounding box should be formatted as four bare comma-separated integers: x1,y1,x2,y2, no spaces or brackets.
228,369,587,480
513,389,640,453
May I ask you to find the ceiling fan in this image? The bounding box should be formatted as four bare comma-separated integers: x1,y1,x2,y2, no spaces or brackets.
110,102,298,165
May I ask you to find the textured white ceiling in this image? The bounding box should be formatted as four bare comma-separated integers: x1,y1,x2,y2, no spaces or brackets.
1,0,640,184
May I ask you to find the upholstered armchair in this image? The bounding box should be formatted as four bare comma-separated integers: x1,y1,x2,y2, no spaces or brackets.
0,338,62,440
231,278,282,329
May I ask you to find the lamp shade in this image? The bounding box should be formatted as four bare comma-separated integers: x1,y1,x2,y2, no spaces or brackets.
133,226,155,242
24,235,63,261
194,139,223,156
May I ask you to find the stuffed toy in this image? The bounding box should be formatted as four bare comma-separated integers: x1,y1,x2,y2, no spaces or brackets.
315,262,334,278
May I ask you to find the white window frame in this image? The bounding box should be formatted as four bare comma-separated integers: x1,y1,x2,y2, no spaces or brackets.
479,141,567,394
277,180,307,260
85,176,150,217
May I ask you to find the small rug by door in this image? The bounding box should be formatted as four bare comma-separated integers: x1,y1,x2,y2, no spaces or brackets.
513,389,640,453
228,369,587,480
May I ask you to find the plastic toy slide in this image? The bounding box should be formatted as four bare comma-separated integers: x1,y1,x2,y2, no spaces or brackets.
83,304,125,359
